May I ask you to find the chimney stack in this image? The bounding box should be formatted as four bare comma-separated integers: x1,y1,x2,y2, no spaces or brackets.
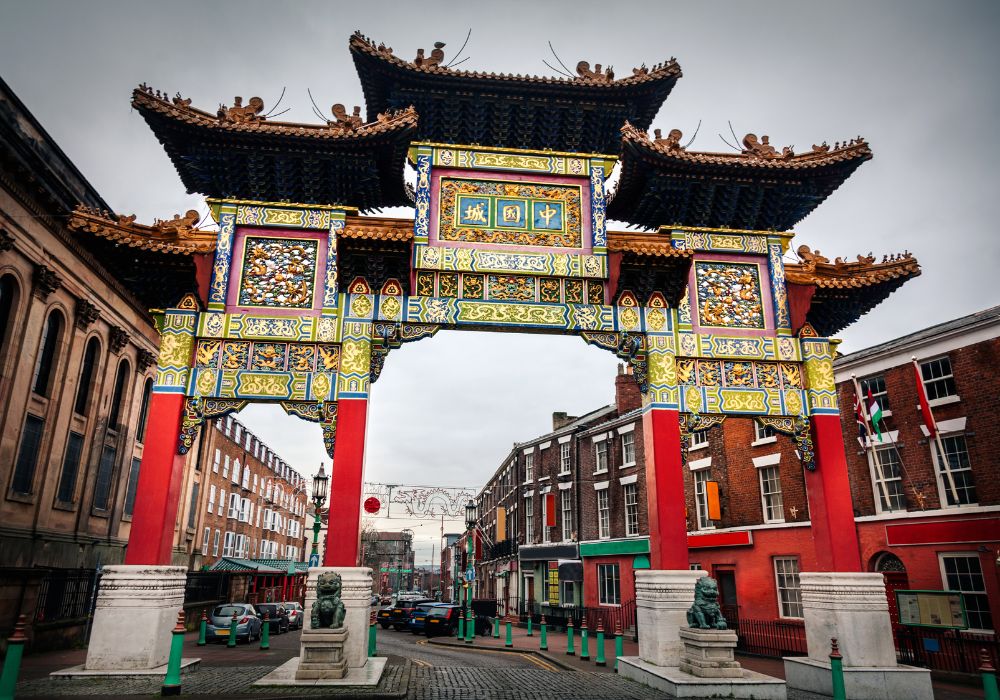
615,363,642,414
552,411,578,431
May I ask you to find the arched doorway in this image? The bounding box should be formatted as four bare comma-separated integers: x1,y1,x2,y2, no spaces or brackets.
871,551,909,627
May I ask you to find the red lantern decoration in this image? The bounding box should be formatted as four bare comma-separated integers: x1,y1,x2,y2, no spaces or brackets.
363,497,381,514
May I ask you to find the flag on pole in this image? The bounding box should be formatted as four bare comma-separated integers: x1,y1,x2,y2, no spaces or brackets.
867,388,884,442
853,393,868,441
913,359,938,437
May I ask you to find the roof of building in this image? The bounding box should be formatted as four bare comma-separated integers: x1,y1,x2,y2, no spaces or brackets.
607,123,873,231
350,32,682,154
834,304,1000,367
130,84,418,211
515,404,618,449
209,557,308,574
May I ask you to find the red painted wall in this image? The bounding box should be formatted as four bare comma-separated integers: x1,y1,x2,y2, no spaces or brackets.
582,554,639,609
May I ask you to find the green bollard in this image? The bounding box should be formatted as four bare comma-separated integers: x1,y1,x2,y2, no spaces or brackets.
465,606,473,644
457,609,465,640
197,610,207,646
493,616,500,638
595,620,606,666
830,638,846,700
614,622,624,672
981,648,1000,700
368,612,377,657
527,615,533,637
539,615,548,651
580,619,590,661
566,618,575,656
505,617,513,648
227,609,238,648
161,610,186,696
260,612,270,650
0,614,28,700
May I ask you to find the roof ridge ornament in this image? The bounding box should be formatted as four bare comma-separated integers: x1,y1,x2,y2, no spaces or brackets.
218,96,265,124
575,61,614,82
413,41,446,68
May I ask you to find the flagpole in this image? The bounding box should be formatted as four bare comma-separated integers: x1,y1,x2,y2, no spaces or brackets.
852,374,892,510
913,357,960,506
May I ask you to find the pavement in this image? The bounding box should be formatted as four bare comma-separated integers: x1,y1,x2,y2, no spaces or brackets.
7,617,988,699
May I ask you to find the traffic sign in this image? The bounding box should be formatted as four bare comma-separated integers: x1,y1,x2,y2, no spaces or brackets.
309,553,320,567
465,568,475,581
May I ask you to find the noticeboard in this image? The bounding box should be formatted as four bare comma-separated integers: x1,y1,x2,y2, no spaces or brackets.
895,590,967,629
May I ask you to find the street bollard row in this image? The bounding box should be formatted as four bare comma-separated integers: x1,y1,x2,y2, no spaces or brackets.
829,638,846,700
161,611,186,696
197,610,207,647
981,648,999,700
260,612,270,650
368,611,376,657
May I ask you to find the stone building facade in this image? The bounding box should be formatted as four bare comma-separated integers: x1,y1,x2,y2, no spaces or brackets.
0,77,160,649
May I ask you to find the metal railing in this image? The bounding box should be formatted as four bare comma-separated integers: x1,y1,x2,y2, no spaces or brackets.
184,572,229,605
732,617,808,657
895,626,1000,675
34,569,99,625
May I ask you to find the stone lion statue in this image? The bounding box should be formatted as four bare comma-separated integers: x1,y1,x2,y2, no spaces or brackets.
311,572,346,629
686,576,728,630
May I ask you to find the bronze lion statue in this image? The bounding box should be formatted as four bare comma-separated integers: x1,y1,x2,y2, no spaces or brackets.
686,576,728,630
311,572,346,629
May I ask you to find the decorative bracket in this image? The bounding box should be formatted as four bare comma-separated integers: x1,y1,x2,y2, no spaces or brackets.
178,397,248,454
279,401,338,458
678,412,726,462
580,331,648,392
756,415,816,471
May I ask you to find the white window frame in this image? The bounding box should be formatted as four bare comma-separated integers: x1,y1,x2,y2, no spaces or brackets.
212,528,220,556
207,484,216,514
938,553,994,632
752,421,777,446
597,563,621,606
232,459,241,484
228,492,240,519
868,445,906,513
213,448,220,473
524,496,533,541
774,557,803,619
222,531,235,557
559,442,571,474
757,462,784,523
692,465,714,531
859,374,892,416
541,493,550,543
560,488,573,541
621,431,636,467
932,433,977,507
201,527,210,554
594,438,609,474
623,482,639,536
222,455,230,478
689,429,709,451
921,356,958,405
596,487,610,539
218,489,226,516
524,452,534,482
242,465,250,489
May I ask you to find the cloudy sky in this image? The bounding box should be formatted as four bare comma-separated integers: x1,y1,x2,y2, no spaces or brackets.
3,0,998,563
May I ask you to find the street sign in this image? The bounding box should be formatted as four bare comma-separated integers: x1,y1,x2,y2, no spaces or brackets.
465,568,475,581
309,553,320,567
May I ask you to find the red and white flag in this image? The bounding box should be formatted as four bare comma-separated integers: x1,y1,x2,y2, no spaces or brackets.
913,359,937,437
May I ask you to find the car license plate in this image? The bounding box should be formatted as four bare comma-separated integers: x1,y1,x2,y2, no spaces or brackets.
217,629,229,635
393,609,401,614
415,617,424,622
429,619,439,624
379,612,389,617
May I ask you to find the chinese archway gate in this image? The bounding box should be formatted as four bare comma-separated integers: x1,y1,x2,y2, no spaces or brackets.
71,31,923,685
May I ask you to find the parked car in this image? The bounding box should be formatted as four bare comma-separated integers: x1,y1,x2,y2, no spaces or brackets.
282,601,304,630
378,598,433,631
406,603,444,634
207,603,262,644
256,603,290,634
423,605,461,637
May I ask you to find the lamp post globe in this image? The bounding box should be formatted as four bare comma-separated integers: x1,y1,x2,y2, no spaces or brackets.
309,463,329,563
465,500,477,530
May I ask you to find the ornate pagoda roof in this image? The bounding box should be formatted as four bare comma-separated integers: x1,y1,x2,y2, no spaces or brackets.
131,85,418,211
349,32,682,154
786,246,921,336
608,124,873,231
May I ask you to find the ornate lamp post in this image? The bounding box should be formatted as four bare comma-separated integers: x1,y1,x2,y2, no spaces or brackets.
464,499,477,643
310,464,329,565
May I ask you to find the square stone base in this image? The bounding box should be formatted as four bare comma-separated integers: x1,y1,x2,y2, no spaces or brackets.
678,627,742,678
784,656,933,700
296,627,349,680
51,658,200,679
618,656,786,699
255,656,387,687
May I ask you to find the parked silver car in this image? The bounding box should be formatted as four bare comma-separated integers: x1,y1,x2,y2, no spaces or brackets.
207,603,262,643
282,601,304,630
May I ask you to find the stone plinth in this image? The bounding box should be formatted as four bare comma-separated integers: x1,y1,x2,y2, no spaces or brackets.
296,627,348,681
302,567,372,671
618,656,787,700
783,571,933,700
635,569,707,667
678,627,742,678
83,565,187,671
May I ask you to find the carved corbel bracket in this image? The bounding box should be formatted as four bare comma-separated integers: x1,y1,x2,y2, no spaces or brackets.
0,228,14,252
177,397,248,454
32,264,61,300
580,331,648,392
136,349,157,373
756,415,816,471
109,326,130,353
74,298,101,329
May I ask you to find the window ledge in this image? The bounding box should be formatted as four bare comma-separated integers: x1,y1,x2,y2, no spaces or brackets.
593,469,608,476
621,461,636,469
927,395,961,408
764,518,786,525
751,436,777,447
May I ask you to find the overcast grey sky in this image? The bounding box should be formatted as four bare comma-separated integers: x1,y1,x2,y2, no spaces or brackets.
3,0,998,563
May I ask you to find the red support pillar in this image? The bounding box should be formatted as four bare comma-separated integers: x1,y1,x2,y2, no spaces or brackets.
124,393,187,565
324,397,368,567
804,414,862,572
642,407,690,570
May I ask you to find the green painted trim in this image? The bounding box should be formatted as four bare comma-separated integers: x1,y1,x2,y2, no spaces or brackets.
632,554,651,569
579,538,650,557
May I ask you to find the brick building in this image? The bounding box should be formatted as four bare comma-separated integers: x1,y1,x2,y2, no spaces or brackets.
469,308,999,640
174,413,309,572
0,77,166,649
364,531,415,595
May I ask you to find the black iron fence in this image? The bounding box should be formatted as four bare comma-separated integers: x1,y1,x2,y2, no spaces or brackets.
184,572,230,605
34,569,99,625
732,617,808,657
895,626,999,675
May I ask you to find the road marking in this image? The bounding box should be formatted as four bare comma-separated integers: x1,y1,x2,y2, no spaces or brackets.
416,638,560,672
